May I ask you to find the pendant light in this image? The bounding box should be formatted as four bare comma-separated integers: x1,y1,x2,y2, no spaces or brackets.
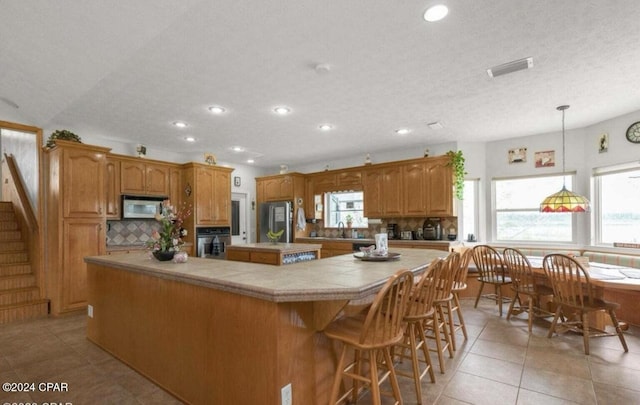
539,105,591,212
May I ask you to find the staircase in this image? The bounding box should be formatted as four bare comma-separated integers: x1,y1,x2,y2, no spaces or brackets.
0,201,49,324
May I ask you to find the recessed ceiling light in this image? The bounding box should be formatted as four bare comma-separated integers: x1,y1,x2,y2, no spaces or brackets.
395,128,411,135
208,106,226,114
273,106,291,115
184,136,196,142
319,124,334,131
231,146,245,152
247,159,255,164
173,121,188,128
424,4,449,22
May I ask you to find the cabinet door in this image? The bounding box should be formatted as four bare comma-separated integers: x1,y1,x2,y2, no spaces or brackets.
337,171,362,188
63,149,105,217
62,219,105,312
382,166,403,216
121,161,146,194
146,164,170,195
403,162,426,216
263,176,292,201
105,158,121,219
169,167,182,207
212,169,231,225
363,169,384,217
426,160,454,216
313,173,337,193
195,167,215,225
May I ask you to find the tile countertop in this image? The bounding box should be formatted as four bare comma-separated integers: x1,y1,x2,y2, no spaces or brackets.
84,248,446,303
225,242,322,253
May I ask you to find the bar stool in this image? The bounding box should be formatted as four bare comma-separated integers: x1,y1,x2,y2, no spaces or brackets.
393,259,444,403
425,252,457,373
324,269,414,405
444,248,472,350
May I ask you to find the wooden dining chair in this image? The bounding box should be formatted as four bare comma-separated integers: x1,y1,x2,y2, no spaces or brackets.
324,269,414,405
542,253,628,355
393,259,443,403
472,245,512,316
502,248,554,332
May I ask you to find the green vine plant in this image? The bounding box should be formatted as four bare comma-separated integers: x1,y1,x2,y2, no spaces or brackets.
446,150,467,200
46,129,82,148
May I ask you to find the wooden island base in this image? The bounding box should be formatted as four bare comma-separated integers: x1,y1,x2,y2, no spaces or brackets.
87,263,343,404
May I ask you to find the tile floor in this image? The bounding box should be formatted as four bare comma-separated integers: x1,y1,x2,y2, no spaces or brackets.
0,298,638,405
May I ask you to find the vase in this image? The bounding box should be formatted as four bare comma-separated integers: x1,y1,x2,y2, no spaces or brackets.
153,250,175,261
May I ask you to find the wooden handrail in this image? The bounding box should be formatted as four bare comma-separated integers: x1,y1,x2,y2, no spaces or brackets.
3,153,38,232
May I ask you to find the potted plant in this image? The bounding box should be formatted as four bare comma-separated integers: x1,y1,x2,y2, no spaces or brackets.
345,214,353,228
446,150,467,200
46,129,82,148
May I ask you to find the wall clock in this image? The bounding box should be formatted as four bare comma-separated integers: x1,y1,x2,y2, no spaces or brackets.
626,121,640,143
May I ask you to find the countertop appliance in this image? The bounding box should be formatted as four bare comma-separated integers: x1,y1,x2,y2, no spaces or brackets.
423,218,442,240
259,201,293,243
122,195,166,219
196,227,231,259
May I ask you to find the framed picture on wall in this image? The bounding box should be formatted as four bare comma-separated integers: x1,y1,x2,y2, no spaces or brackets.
234,176,241,187
599,133,609,153
534,150,555,168
508,147,527,163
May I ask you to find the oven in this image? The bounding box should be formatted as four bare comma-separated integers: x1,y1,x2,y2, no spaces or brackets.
196,227,231,259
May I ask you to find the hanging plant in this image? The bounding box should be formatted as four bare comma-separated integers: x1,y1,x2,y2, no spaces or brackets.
46,129,82,148
446,150,467,200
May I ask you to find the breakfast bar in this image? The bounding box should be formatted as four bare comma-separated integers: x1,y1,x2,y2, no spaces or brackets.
84,248,445,404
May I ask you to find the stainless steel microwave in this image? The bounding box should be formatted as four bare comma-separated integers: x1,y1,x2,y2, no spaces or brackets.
121,195,166,219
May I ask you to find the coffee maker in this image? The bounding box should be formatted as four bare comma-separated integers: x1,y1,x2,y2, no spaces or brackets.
387,223,399,240
422,218,442,240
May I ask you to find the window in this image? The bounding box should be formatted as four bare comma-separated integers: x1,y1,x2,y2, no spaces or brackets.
324,191,368,228
494,174,575,242
461,179,478,241
594,163,640,245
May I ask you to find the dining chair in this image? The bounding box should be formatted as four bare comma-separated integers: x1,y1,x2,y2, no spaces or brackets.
324,269,414,405
425,252,457,373
393,259,443,403
542,253,628,355
472,245,512,316
502,248,554,332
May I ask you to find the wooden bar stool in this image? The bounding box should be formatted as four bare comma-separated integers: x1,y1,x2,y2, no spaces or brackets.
443,248,472,350
425,252,456,373
472,245,512,316
324,269,414,405
393,259,443,403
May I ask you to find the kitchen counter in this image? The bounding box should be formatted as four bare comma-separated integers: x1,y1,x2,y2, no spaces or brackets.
84,248,444,404
226,242,322,265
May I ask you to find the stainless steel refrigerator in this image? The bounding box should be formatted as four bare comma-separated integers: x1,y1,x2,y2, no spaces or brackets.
259,201,293,243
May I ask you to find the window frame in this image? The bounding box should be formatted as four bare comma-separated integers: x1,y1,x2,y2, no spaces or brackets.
492,172,578,244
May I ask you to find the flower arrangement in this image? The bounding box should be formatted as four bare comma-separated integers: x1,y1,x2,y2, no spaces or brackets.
146,200,191,253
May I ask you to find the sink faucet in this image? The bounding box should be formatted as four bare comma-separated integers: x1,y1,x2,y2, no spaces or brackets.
337,221,346,238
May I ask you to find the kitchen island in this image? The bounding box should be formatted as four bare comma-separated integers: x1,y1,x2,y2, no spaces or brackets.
226,242,322,265
84,248,445,404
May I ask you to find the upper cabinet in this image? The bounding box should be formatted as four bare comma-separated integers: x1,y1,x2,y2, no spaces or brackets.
120,160,170,196
256,173,306,203
363,166,403,217
183,163,233,227
60,144,107,218
105,157,121,219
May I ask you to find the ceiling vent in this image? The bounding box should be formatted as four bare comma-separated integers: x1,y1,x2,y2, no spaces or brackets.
487,57,533,78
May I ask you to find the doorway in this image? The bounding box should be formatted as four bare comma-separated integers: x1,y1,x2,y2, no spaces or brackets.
231,192,249,245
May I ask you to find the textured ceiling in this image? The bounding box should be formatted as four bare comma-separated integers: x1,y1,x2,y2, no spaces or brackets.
2,0,640,167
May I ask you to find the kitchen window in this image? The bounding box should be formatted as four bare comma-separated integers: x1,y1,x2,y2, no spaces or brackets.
493,174,576,242
593,162,640,246
325,191,368,228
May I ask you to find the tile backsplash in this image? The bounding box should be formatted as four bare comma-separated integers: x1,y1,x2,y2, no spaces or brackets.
106,220,161,246
312,217,458,239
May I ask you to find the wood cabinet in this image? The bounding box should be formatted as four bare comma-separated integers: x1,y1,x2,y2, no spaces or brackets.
256,173,306,202
182,163,233,231
363,166,402,217
320,240,354,258
120,160,170,196
45,140,110,315
401,156,454,217
105,157,121,219
337,170,362,188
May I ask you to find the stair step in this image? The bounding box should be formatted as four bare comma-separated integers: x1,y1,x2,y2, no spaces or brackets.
0,221,18,231
0,240,25,252
0,211,16,221
0,252,29,264
0,286,40,306
0,299,49,324
0,263,32,276
0,202,14,211
0,274,36,290
0,229,22,241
